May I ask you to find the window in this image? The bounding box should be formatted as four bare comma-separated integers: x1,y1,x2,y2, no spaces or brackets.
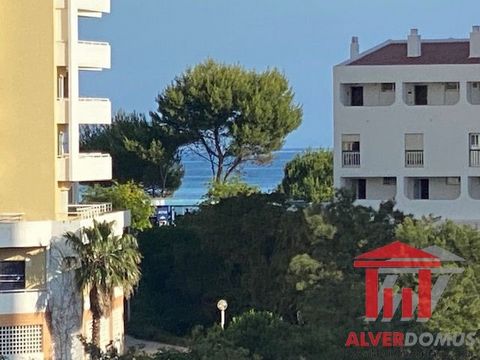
414,85,428,105
381,83,395,92
413,179,429,200
470,133,480,150
350,86,364,106
383,177,396,185
405,134,424,167
57,72,69,99
0,261,25,291
357,179,366,199
342,134,360,167
342,134,360,151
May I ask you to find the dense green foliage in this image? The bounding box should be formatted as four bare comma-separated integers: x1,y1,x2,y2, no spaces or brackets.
65,221,142,345
205,177,260,203
129,190,480,359
81,112,184,196
129,193,309,338
152,59,302,182
84,182,154,231
280,149,333,203
397,218,480,341
287,193,479,359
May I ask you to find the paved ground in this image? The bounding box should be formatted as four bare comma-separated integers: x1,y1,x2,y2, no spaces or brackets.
125,335,189,355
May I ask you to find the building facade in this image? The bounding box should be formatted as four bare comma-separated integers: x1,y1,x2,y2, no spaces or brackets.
334,27,480,223
0,1,128,359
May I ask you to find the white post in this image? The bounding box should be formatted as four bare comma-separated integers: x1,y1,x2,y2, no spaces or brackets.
217,299,228,330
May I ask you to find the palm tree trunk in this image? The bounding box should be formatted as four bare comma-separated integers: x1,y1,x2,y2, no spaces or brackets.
89,286,102,347
91,315,100,347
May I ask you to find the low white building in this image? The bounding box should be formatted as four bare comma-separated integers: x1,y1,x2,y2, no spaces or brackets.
334,27,480,222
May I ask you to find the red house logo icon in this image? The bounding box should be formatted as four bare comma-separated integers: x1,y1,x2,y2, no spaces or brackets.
354,241,464,322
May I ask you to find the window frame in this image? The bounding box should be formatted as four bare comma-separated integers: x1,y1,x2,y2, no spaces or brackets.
0,261,26,291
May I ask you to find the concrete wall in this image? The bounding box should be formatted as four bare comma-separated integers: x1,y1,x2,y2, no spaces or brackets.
404,177,460,200
366,177,396,200
334,62,480,220
0,1,58,220
469,177,480,199
467,82,480,104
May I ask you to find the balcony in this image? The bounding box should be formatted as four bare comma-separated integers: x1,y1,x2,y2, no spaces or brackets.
405,150,423,167
0,213,24,223
0,221,52,248
0,290,47,315
55,41,67,67
342,151,360,167
340,83,395,107
68,203,113,219
470,150,480,167
77,0,111,15
56,98,111,125
79,98,112,124
404,82,460,106
78,41,111,70
57,153,112,182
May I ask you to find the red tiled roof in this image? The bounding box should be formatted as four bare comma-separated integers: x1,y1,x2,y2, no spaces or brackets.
349,41,480,66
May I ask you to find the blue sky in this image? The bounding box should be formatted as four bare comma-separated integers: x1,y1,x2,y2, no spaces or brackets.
80,0,480,148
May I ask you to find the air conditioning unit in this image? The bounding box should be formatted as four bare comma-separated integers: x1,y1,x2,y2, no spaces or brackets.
445,82,459,91
446,177,460,185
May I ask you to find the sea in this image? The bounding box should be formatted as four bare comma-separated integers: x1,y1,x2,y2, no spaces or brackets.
168,148,307,205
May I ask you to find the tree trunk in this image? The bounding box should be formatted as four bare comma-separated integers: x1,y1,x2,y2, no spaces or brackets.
89,287,102,347
91,315,101,348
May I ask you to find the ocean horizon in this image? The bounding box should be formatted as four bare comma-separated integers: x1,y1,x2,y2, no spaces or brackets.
170,148,309,205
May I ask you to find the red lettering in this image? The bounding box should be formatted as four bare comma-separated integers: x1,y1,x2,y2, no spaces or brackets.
345,332,359,347
393,332,404,347
360,332,369,347
368,332,382,347
382,332,392,347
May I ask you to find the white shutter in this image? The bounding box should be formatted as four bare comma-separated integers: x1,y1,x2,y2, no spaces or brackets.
405,134,423,151
342,134,360,143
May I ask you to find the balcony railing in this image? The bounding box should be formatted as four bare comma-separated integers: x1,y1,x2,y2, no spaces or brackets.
405,150,424,167
56,98,112,125
342,151,360,167
470,150,480,167
0,213,24,223
78,40,111,69
77,0,110,14
57,153,112,182
68,203,113,219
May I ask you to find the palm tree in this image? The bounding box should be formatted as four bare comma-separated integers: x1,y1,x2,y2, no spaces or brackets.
65,220,142,346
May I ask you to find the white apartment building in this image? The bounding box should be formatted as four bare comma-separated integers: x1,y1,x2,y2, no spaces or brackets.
334,27,480,223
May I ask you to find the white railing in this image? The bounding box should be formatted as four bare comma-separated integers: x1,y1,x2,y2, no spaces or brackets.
470,150,480,167
78,40,109,46
342,151,360,167
79,152,111,159
405,150,424,167
68,203,112,219
0,213,24,223
79,97,110,102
